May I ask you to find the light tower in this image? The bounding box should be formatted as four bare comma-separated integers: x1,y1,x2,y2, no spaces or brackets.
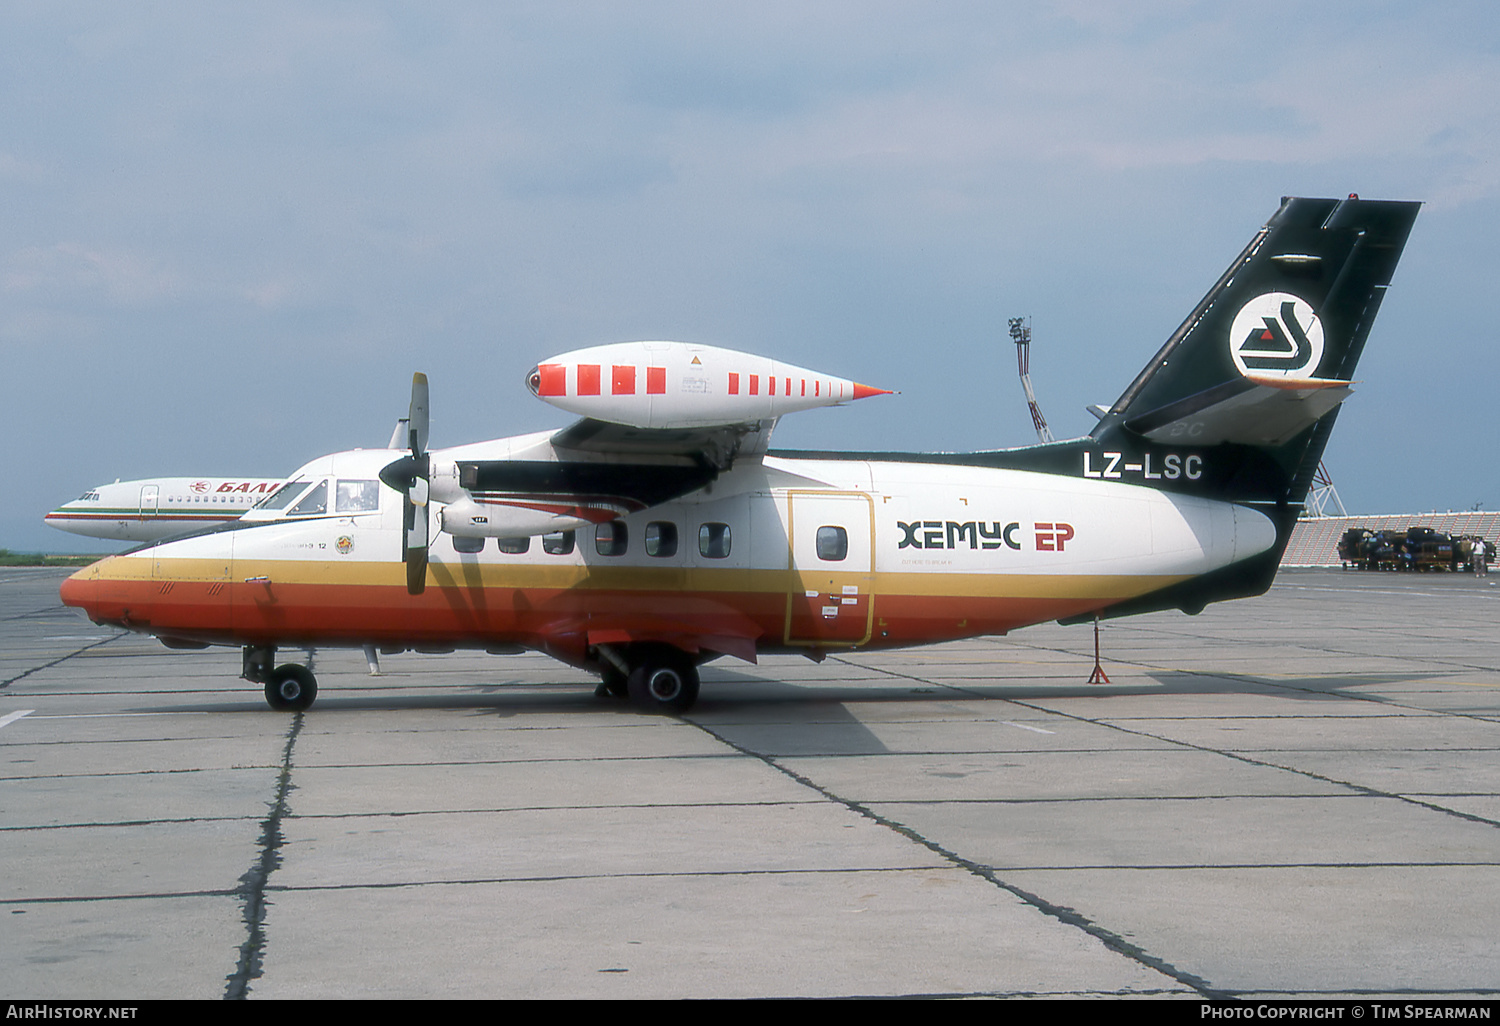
1009,316,1054,444
1306,461,1347,517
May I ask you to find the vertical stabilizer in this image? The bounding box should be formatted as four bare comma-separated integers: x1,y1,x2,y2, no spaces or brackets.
1091,196,1419,507
1060,196,1419,622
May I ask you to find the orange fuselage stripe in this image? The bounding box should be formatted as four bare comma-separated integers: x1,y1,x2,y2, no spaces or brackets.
65,555,1188,660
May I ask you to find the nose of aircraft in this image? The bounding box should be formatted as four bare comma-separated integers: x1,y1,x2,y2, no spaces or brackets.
59,565,96,618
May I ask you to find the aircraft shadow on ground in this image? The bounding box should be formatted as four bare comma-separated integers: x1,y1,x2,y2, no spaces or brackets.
1141,669,1457,701
130,667,1458,720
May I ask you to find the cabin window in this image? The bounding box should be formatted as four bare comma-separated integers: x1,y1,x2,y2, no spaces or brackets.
816,525,848,561
542,530,575,555
646,522,678,558
452,535,484,554
256,480,307,511
497,537,530,554
595,521,628,556
699,522,732,559
336,479,381,513
288,480,329,516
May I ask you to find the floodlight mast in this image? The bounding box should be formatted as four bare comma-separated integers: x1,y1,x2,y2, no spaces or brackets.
1306,461,1347,517
1009,316,1054,444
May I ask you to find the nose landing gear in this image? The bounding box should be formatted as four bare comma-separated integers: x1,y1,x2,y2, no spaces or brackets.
266,664,318,711
242,645,319,711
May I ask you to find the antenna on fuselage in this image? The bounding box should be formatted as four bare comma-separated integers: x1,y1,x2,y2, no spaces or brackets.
1009,317,1054,444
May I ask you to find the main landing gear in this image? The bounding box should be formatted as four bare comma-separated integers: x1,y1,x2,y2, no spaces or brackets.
594,644,701,714
242,646,319,711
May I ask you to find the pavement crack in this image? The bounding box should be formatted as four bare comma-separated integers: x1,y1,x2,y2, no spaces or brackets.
689,718,1217,998
224,711,303,1000
837,649,1500,831
1,631,127,689
1000,696,1500,832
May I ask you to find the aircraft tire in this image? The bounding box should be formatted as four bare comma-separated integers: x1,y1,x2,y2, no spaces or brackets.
266,664,318,712
626,648,699,714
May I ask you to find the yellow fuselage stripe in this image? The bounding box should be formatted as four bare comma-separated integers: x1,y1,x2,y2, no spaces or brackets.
87,554,1189,602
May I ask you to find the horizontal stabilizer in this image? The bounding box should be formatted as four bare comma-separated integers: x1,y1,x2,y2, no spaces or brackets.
1124,376,1353,447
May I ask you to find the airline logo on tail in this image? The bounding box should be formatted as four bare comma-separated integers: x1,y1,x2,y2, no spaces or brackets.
1229,292,1324,379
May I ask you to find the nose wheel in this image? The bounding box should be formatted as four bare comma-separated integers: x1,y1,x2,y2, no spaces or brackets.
243,646,319,711
265,664,318,711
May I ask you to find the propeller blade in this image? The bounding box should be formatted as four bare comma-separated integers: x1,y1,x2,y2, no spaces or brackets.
409,372,429,456
407,499,429,550
406,542,428,595
383,372,433,596
403,492,429,596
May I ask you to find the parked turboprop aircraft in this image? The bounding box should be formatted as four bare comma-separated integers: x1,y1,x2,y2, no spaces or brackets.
61,196,1420,714
45,477,285,542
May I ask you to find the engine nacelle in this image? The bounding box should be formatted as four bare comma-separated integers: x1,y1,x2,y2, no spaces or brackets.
437,497,595,539
427,459,463,505
527,340,890,429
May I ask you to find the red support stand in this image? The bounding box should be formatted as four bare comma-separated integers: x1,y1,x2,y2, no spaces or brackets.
1088,614,1111,684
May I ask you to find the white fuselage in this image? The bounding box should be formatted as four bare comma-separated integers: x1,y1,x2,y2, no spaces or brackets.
66,441,1277,660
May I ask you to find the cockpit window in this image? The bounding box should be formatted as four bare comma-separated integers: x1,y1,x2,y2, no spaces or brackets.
288,480,329,516
255,480,307,511
336,479,380,513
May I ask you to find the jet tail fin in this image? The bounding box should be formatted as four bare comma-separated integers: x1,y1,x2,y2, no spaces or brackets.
1091,195,1419,505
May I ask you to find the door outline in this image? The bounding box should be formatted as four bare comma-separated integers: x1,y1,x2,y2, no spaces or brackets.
782,490,875,647
139,484,159,521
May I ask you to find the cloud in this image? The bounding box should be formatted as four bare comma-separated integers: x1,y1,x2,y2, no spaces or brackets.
4,242,181,305
3,2,1498,551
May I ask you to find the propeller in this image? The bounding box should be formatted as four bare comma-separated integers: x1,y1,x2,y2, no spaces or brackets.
378,373,431,595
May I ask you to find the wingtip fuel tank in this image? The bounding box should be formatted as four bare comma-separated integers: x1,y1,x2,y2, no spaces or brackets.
526,340,891,430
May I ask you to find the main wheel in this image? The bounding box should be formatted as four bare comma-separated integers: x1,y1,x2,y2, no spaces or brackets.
266,664,318,711
626,648,700,714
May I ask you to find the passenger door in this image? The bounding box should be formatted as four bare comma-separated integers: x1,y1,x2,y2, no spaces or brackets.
783,491,874,647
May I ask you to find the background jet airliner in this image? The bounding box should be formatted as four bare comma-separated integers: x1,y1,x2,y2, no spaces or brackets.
45,477,285,542
61,196,1420,715
45,422,416,544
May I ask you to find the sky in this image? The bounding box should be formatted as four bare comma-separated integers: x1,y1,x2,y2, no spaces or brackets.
4,1,1497,552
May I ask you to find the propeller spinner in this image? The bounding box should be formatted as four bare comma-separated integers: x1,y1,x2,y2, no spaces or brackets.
378,373,432,595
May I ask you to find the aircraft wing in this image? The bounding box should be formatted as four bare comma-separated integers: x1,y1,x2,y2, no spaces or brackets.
430,417,778,535
455,452,720,524
549,416,777,468
394,341,891,552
